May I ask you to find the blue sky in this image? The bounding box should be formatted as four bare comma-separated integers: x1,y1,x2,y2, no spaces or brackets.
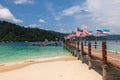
0,0,120,34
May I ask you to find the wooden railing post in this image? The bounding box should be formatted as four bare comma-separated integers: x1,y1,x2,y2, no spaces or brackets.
102,41,107,80
77,41,79,51
81,41,84,63
95,40,97,49
84,40,86,46
74,41,77,57
81,41,84,53
88,40,92,69
77,41,80,59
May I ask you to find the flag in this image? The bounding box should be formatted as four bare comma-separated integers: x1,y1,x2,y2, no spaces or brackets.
88,31,94,36
71,32,76,37
76,28,83,37
77,28,83,32
64,32,76,40
96,28,110,35
83,29,94,36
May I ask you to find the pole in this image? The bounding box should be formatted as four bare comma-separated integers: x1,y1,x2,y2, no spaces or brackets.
81,41,84,63
95,40,97,49
88,40,92,69
74,41,77,57
102,41,107,80
77,41,80,59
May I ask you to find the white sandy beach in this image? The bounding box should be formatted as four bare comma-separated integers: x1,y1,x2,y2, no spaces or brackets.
0,55,102,80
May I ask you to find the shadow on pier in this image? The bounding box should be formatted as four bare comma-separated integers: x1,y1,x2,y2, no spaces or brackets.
83,56,120,80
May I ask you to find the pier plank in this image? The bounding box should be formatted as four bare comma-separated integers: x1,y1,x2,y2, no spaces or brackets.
83,46,120,69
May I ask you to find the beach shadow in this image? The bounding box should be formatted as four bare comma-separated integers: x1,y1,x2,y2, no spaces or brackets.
81,56,120,80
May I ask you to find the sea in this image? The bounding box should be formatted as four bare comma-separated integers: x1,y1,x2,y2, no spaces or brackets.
0,40,120,64
0,42,70,64
90,40,120,53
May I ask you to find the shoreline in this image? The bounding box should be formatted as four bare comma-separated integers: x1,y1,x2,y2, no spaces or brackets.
0,55,77,72
0,55,103,80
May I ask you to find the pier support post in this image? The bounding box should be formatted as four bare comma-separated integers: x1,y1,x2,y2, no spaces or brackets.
74,41,77,57
88,40,92,69
77,41,80,59
102,41,107,80
74,49,77,57
95,40,97,49
103,64,107,80
84,40,86,46
81,41,84,63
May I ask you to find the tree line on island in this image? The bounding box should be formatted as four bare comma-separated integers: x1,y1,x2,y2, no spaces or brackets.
0,21,120,42
0,21,66,42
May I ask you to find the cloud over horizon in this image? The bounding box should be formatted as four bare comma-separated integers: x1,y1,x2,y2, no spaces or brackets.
26,23,41,28
62,5,82,16
85,0,120,25
57,0,120,34
84,0,120,33
0,4,23,23
0,0,120,34
38,19,46,23
14,0,34,5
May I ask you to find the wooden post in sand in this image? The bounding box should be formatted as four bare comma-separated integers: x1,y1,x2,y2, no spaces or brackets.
88,40,92,69
102,41,107,80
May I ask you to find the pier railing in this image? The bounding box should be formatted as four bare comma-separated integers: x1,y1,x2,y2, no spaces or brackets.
64,40,120,80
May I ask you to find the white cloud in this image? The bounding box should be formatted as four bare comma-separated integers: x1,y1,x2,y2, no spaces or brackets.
38,19,46,23
26,24,41,28
54,5,82,21
85,0,120,27
14,0,34,5
0,4,23,23
69,0,120,34
62,5,82,16
59,28,66,33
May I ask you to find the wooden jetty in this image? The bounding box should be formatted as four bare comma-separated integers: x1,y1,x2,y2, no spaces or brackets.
27,41,62,46
64,40,120,80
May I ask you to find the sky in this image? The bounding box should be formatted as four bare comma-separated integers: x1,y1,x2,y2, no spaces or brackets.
0,0,120,34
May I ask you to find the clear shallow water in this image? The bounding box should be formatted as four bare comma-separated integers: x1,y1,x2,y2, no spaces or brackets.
0,42,70,64
0,41,120,64
90,40,120,53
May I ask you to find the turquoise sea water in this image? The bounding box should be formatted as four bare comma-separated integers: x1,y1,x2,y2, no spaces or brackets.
0,42,70,64
90,40,120,53
0,41,120,64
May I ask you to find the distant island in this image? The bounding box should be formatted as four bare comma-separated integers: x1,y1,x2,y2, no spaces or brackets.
0,21,120,42
0,21,66,42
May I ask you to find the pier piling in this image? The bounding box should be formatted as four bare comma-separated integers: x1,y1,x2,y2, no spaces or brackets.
88,41,92,69
81,41,84,63
77,41,80,59
102,41,107,80
95,41,97,49
64,39,120,80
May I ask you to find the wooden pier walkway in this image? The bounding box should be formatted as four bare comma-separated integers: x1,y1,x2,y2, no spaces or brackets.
64,40,120,80
83,46,120,69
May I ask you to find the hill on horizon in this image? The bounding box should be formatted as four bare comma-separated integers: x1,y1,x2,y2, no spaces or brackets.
0,21,66,42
